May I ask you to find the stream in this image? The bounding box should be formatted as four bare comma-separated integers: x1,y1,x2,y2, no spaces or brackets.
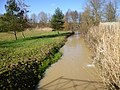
37,32,106,90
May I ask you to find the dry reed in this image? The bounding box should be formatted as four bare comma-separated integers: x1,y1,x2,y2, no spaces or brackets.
86,22,120,90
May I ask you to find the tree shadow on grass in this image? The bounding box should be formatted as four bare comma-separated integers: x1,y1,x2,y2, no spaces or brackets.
37,76,107,90
27,32,72,40
0,32,73,48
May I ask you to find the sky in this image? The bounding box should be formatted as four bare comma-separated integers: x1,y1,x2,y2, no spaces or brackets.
0,0,86,16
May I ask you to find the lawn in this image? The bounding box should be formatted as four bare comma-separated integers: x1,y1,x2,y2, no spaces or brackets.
0,29,47,42
0,30,73,89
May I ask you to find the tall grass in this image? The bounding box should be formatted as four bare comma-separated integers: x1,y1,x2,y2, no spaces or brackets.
86,22,120,89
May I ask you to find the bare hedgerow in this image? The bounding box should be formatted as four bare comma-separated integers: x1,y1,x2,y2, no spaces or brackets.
86,22,120,90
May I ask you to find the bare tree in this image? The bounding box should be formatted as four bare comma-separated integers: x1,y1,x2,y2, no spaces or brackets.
38,11,48,23
64,9,72,30
70,10,79,22
80,5,94,34
65,10,79,23
47,13,52,22
30,13,37,24
64,9,72,23
64,10,79,30
78,12,82,24
104,0,117,22
88,0,104,24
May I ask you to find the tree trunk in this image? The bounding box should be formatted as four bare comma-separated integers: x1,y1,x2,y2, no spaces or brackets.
22,31,25,38
14,31,17,40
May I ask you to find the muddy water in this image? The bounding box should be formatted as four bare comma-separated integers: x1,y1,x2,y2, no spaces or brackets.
37,32,106,90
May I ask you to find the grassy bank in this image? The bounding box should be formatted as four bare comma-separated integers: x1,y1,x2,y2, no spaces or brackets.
85,23,120,90
0,31,74,89
0,29,48,42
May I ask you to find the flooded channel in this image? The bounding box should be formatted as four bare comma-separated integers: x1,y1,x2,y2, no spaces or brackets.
37,32,106,90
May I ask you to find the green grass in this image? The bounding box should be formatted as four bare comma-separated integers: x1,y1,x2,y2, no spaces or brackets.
0,31,71,72
0,30,73,89
0,30,46,42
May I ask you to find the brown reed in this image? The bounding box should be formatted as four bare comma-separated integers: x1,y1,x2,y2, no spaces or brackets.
86,22,120,90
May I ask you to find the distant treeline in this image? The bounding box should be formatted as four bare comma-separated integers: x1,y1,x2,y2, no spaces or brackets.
0,0,119,38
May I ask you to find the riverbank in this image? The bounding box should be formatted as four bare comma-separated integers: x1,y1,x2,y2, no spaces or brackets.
0,31,74,89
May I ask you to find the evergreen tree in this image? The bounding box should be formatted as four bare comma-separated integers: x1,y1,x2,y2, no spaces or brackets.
50,8,64,31
0,0,28,40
